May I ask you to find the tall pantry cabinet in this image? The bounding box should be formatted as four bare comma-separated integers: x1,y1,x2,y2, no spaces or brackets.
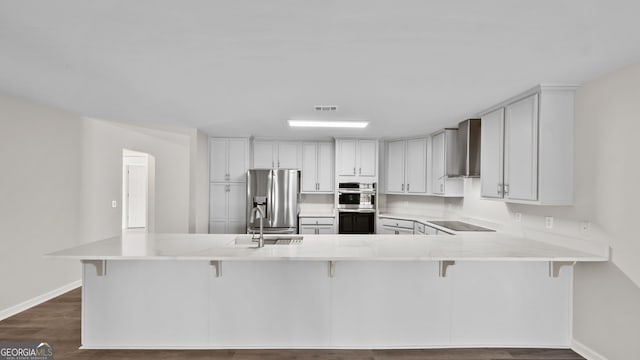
209,138,249,233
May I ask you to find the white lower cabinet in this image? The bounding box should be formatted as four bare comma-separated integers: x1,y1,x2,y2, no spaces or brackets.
299,216,336,235
380,218,415,235
209,183,246,234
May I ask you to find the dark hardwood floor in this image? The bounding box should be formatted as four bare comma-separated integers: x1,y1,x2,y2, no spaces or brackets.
0,288,584,359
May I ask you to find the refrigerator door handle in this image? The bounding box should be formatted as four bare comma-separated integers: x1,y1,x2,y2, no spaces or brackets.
267,170,275,227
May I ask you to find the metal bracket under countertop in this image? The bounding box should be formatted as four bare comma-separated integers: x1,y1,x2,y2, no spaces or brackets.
83,260,107,277
329,261,336,278
439,260,455,277
210,260,222,277
548,261,576,278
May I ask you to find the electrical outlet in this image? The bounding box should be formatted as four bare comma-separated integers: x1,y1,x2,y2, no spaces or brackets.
111,200,118,208
580,221,591,233
545,216,554,229
514,212,522,222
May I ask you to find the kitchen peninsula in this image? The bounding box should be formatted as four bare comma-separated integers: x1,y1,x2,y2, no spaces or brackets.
48,232,607,349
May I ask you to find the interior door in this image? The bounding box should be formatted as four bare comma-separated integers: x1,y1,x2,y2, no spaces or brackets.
126,165,147,229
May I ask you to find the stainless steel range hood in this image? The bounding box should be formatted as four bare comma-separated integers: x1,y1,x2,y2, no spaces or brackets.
453,119,481,177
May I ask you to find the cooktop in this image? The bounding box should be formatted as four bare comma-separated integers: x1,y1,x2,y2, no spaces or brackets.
428,221,495,232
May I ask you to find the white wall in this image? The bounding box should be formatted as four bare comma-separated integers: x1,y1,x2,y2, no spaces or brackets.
570,63,640,359
0,94,201,316
81,118,192,242
0,95,83,312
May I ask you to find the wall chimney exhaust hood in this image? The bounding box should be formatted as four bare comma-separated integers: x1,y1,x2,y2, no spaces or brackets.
453,119,481,177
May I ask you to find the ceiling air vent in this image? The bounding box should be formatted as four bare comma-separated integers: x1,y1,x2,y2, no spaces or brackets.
314,105,338,111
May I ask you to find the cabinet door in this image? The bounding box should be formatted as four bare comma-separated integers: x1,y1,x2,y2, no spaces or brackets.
431,132,445,195
228,138,248,182
480,109,505,198
277,142,299,169
336,140,357,176
405,138,427,194
209,138,228,182
357,140,377,177
316,142,334,192
386,140,406,193
504,94,539,201
209,183,228,220
209,220,227,234
253,141,276,168
227,220,246,234
317,226,335,234
301,143,318,192
299,226,317,235
227,183,246,222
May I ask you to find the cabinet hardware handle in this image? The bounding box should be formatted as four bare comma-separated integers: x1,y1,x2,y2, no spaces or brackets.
401,184,404,191
504,184,509,195
440,184,444,193
395,230,399,235
353,167,356,175
359,167,362,175
278,161,280,168
407,184,410,192
497,184,503,195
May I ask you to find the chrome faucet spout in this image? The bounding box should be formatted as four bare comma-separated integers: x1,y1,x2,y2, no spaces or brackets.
250,205,266,248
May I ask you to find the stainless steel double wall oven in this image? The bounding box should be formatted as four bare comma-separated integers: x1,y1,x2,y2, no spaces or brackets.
337,182,376,234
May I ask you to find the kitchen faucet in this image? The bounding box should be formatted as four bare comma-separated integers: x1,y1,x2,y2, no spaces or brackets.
250,204,266,248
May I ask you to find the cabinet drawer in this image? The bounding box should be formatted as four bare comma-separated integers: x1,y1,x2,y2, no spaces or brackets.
299,217,335,226
380,218,414,229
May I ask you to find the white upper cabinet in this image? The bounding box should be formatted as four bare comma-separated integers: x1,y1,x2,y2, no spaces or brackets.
430,130,463,197
480,109,505,199
336,139,378,180
337,139,358,176
210,138,249,183
252,140,276,168
385,140,406,193
357,140,377,177
301,141,334,193
277,142,300,168
479,85,576,205
406,138,427,194
385,138,427,194
252,140,300,169
504,94,539,201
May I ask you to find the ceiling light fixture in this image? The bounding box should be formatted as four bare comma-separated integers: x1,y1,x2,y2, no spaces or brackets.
288,120,369,128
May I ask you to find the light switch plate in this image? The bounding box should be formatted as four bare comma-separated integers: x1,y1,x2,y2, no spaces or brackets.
111,200,117,208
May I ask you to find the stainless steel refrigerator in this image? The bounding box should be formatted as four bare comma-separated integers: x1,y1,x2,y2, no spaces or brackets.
246,169,300,234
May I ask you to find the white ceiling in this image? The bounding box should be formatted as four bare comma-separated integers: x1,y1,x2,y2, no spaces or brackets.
1,0,639,139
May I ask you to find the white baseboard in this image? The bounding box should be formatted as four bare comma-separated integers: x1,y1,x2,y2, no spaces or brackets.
572,339,608,360
0,280,81,321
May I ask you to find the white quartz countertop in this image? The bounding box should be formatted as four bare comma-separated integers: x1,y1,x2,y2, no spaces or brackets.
46,233,607,262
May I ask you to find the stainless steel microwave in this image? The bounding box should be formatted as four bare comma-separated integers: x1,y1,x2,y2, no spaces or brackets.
337,182,376,210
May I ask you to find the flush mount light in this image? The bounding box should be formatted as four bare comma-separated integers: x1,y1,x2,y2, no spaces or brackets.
288,120,369,128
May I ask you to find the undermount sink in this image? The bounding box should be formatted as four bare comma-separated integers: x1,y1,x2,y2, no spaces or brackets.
232,235,304,247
